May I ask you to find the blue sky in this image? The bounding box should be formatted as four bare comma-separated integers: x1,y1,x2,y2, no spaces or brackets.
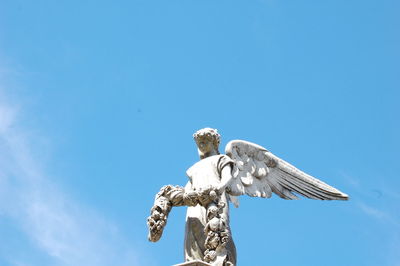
0,0,399,265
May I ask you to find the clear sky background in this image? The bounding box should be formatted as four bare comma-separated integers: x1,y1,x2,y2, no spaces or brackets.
0,0,399,266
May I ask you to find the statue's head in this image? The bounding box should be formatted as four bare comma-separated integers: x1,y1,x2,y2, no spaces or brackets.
193,128,220,158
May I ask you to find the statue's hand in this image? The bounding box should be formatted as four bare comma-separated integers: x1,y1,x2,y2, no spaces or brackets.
198,186,219,206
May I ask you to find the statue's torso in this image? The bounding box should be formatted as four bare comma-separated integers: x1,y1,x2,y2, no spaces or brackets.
184,155,236,264
186,154,229,190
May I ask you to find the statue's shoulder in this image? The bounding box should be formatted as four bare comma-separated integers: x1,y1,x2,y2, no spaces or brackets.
190,155,224,168
186,155,231,180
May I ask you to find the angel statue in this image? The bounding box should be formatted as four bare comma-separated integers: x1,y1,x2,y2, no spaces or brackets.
147,128,348,266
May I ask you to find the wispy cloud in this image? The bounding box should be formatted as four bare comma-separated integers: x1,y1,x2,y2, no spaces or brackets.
0,97,139,266
340,171,400,265
340,171,400,226
357,202,400,227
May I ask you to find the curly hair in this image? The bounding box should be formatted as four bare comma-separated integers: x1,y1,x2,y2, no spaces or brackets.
193,128,221,150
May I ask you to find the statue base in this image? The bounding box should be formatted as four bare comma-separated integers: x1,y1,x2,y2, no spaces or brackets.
174,260,211,266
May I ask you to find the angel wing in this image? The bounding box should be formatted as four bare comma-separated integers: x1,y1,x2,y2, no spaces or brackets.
225,140,348,200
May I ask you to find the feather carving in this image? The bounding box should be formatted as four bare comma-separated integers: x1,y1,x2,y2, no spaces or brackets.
225,140,348,201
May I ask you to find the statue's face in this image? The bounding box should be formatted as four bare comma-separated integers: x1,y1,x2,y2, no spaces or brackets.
196,136,215,154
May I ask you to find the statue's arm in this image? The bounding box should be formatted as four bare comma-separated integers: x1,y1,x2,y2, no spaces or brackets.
147,182,200,242
218,164,233,193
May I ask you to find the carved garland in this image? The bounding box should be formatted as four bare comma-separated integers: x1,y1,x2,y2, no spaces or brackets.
147,185,233,265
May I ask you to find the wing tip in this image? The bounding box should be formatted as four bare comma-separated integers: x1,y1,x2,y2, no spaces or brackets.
338,193,349,201
328,190,350,201
321,192,349,201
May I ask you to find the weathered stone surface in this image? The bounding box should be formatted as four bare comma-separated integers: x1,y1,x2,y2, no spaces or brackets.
174,260,211,266
147,128,349,266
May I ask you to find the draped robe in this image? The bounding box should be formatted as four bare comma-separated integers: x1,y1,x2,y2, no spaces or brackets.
184,154,237,265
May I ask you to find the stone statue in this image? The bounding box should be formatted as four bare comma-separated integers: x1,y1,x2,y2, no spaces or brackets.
147,128,348,266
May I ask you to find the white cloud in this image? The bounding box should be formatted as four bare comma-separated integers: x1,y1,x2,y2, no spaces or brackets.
357,202,400,227
340,172,400,227
0,104,15,133
0,98,139,266
340,169,400,265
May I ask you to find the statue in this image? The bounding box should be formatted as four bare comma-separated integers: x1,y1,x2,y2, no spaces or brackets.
147,128,348,266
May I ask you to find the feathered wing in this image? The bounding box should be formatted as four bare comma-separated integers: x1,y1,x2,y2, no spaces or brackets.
225,140,348,200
